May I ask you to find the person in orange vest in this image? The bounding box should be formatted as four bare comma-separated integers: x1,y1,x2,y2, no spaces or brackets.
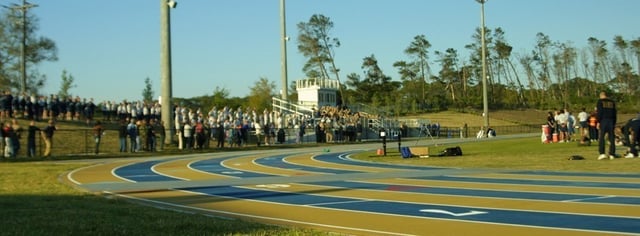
588,109,598,142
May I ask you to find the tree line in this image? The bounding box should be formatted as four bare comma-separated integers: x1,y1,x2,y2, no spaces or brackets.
292,14,640,115
2,9,638,116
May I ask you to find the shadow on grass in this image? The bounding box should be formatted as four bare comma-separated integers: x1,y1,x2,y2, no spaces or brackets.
0,193,323,235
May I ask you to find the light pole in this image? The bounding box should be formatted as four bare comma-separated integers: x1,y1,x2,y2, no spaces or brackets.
476,0,490,133
160,0,176,144
280,0,289,101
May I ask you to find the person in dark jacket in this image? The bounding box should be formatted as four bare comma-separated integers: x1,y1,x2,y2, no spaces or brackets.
118,120,127,152
42,120,57,157
27,120,40,157
216,122,225,148
596,91,617,160
622,113,640,158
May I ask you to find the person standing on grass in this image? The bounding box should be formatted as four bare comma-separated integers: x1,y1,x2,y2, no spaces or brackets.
156,120,166,151
577,107,589,138
0,121,4,157
588,110,599,141
596,91,617,160
11,119,22,157
118,120,127,152
216,121,225,149
183,121,193,150
27,120,40,157
556,109,569,142
622,113,640,158
3,122,14,158
42,120,57,158
146,119,156,152
93,121,104,155
127,120,138,152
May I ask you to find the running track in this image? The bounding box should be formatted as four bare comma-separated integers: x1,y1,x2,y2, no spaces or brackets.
66,144,640,236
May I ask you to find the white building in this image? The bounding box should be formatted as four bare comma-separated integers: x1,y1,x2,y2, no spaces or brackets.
295,78,340,110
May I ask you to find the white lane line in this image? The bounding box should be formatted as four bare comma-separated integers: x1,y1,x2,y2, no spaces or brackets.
562,195,617,202
151,162,190,181
308,199,371,207
106,190,417,236
67,163,104,185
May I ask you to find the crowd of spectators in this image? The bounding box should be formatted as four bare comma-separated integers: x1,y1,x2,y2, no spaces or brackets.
1,89,379,158
172,104,375,150
311,106,368,143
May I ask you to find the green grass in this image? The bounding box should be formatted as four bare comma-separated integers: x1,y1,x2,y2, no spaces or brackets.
0,118,331,235
352,137,640,173
0,162,328,236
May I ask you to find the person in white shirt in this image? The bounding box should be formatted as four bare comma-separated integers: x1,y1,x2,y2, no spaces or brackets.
556,109,569,142
577,107,589,138
183,121,193,149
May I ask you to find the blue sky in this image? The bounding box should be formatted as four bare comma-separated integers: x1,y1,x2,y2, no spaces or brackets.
27,0,640,102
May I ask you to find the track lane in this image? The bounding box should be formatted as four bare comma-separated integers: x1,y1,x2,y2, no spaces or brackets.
153,158,231,181
116,187,611,236
371,177,640,197
284,154,405,173
67,142,640,235
221,154,322,177
68,160,138,184
267,182,640,218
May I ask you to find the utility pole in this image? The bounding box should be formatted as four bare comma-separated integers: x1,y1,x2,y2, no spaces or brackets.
4,0,37,94
279,0,289,101
160,0,176,144
476,0,490,133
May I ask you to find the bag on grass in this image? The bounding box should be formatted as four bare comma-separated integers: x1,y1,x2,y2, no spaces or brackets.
400,146,413,158
437,146,463,156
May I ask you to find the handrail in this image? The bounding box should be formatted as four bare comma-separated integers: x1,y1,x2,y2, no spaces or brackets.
271,97,314,117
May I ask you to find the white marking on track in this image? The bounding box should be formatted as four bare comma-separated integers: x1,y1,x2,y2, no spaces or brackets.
308,199,370,206
255,184,291,188
562,195,616,202
419,209,488,217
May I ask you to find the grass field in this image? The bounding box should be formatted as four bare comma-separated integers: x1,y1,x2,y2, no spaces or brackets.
0,162,328,235
352,136,639,173
1,110,638,235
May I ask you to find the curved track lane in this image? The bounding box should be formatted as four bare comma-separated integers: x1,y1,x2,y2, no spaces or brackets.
68,145,640,236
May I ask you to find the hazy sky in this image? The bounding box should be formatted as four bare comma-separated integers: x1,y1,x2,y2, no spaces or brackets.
24,0,640,102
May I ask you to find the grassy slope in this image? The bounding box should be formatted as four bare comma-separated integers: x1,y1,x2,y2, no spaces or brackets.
405,109,637,127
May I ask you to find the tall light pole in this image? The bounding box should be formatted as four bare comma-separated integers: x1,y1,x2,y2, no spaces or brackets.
280,0,289,100
477,0,490,132
160,0,176,144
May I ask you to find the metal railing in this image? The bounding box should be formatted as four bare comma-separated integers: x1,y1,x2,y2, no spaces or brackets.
0,124,541,158
271,97,314,117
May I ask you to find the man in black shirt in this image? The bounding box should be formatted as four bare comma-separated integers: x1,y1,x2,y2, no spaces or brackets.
596,91,617,160
27,120,41,157
118,120,128,152
42,120,57,157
